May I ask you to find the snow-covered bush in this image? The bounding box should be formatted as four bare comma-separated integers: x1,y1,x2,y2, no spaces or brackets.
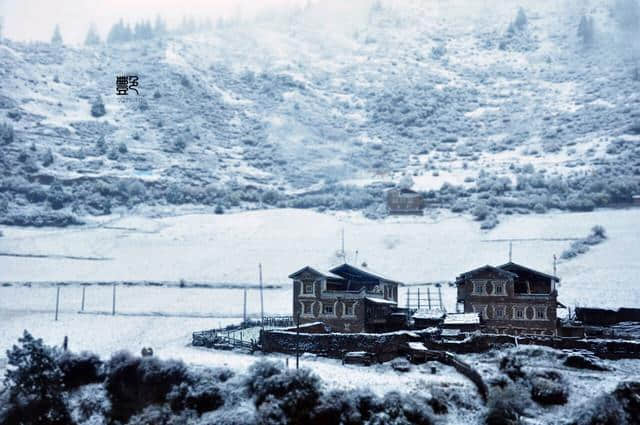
105,351,189,422
472,202,490,221
561,225,607,260
91,96,106,118
0,121,14,144
56,351,104,389
530,378,568,406
485,385,529,425
42,148,54,167
167,380,223,414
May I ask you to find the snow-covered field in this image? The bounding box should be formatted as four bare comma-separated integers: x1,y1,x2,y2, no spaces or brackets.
1,207,639,307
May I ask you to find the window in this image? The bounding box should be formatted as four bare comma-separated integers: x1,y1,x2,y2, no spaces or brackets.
473,281,483,294
495,307,505,318
536,309,545,320
323,304,334,315
516,309,524,319
303,302,312,314
344,303,354,316
495,283,503,295
303,282,314,295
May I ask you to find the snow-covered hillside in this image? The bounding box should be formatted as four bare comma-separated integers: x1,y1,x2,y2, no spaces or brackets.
0,0,639,226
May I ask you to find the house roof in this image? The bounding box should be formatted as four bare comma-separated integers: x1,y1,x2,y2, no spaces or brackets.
497,261,560,282
412,308,446,320
456,264,518,282
288,266,343,280
443,313,480,325
330,263,404,285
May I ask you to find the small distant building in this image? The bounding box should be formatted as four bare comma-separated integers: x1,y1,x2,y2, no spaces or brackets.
386,188,424,215
633,195,640,207
442,313,481,332
455,262,561,336
412,308,446,329
289,263,403,333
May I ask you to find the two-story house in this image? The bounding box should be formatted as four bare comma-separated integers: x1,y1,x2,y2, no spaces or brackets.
289,263,402,333
455,262,560,336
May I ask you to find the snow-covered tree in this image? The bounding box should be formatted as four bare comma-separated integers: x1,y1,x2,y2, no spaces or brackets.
514,7,528,30
578,15,595,46
154,15,167,35
84,23,101,46
51,24,63,45
107,19,132,44
91,96,106,118
398,174,414,190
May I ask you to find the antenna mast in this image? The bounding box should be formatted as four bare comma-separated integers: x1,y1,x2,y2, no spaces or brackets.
259,263,264,330
508,241,513,262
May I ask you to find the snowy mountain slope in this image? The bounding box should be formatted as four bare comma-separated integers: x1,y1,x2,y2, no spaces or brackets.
0,0,639,226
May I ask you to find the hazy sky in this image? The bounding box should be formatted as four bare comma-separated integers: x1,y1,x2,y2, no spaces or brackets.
0,0,308,43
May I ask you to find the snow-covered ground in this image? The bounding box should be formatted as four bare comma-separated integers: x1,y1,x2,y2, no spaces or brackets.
1,207,638,308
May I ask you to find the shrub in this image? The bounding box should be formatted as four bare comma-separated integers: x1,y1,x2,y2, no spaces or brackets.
105,351,189,421
91,96,106,118
248,361,321,425
167,380,223,414
1,121,14,144
472,202,490,221
530,378,568,405
485,385,528,425
533,202,546,214
56,351,104,389
564,354,609,371
215,205,224,214
118,142,128,154
42,148,54,167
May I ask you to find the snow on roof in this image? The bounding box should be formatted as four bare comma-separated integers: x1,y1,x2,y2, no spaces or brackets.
407,342,429,351
443,313,480,325
412,308,446,320
365,297,397,305
330,263,404,285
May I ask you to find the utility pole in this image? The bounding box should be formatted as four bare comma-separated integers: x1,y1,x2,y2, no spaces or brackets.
417,287,421,309
55,285,60,321
296,312,300,370
406,287,410,309
509,241,513,262
259,263,264,330
243,285,247,325
427,287,431,309
438,285,443,310
553,254,557,276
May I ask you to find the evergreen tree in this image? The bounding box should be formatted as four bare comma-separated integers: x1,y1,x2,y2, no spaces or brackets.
578,15,595,46
107,19,133,43
154,14,167,36
51,24,63,45
3,331,71,425
85,23,101,46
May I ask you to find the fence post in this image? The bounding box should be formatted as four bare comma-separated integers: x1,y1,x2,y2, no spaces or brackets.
81,286,86,312
112,283,116,315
